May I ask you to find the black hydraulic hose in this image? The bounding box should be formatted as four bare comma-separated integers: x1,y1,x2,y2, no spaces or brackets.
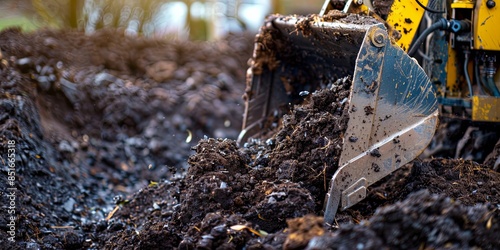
415,0,445,13
408,18,449,57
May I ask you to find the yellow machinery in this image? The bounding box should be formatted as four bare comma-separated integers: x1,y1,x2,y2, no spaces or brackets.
239,0,500,224
328,0,500,121
449,0,500,121
409,0,500,121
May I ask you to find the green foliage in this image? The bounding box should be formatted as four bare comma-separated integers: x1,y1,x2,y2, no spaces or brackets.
30,0,270,40
32,0,169,36
0,16,37,32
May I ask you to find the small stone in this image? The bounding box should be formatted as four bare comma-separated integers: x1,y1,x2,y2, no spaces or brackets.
59,78,79,105
94,72,118,87
58,140,75,153
37,75,51,91
16,57,32,73
153,202,160,210
63,198,76,212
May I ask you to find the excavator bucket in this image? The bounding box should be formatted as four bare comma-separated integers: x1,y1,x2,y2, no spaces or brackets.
239,14,439,224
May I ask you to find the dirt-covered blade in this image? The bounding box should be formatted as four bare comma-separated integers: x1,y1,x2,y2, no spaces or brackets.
323,24,438,224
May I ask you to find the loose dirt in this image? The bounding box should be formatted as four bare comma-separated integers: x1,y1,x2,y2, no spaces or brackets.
0,15,499,250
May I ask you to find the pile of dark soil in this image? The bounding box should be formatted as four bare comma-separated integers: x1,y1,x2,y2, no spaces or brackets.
0,27,252,249
0,21,499,250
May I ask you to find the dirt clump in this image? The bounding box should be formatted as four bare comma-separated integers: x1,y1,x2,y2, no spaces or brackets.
308,189,499,249
283,214,325,250
267,77,352,207
371,0,396,19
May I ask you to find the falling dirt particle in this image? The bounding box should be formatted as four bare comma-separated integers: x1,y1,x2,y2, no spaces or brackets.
364,106,375,115
486,216,493,229
299,91,310,97
186,129,193,143
379,115,392,121
370,149,382,157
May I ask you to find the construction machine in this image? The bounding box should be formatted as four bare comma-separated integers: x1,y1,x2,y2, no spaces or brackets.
238,0,500,224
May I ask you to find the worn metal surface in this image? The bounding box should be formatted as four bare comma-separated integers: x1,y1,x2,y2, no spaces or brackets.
323,24,439,224
472,0,500,50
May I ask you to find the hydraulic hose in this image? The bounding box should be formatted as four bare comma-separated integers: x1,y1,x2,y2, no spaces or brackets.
486,76,500,96
482,58,500,96
408,18,449,57
415,0,445,13
463,51,474,97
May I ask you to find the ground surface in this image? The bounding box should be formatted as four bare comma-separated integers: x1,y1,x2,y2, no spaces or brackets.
0,19,500,250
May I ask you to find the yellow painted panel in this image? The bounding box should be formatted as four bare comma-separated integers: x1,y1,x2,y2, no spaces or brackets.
451,2,475,9
473,0,500,50
472,96,500,121
446,47,460,95
386,0,428,52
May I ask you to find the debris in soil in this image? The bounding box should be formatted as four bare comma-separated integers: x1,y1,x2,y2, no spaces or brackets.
266,77,352,207
1,13,500,250
371,0,396,19
309,189,499,250
422,117,500,167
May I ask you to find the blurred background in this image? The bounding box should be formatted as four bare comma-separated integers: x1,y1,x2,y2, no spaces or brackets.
0,0,325,40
